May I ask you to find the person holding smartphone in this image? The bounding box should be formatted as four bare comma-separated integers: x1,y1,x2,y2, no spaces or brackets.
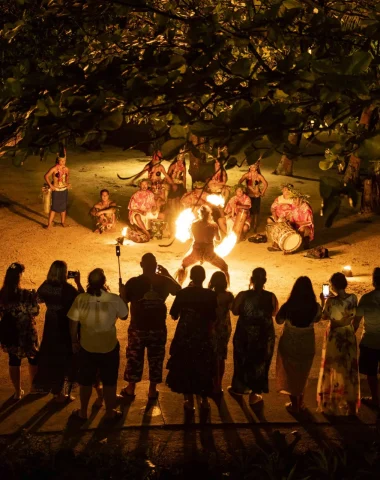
317,272,361,415
32,261,84,402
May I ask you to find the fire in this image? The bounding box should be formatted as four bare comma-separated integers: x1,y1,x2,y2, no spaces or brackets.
215,232,237,258
207,194,225,207
121,227,128,237
175,208,196,242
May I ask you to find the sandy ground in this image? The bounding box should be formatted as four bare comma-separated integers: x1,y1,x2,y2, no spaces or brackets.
1,146,380,394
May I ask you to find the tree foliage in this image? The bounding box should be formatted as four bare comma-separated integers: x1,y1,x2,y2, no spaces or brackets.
2,0,380,169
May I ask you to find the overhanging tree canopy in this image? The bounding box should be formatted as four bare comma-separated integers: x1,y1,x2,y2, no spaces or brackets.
1,0,380,173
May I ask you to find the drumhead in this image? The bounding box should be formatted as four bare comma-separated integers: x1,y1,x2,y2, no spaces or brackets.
282,233,302,252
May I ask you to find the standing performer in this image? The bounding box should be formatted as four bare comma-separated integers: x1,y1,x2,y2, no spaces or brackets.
168,149,187,202
224,186,251,239
207,155,230,202
239,161,268,232
176,205,230,286
146,151,173,203
44,153,70,229
90,189,118,233
167,149,187,234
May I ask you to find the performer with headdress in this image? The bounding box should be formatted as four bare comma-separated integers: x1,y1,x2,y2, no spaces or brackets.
207,147,230,202
90,189,118,233
128,180,162,241
146,151,173,203
176,205,230,286
168,148,187,200
239,160,268,232
267,184,314,252
224,186,251,240
43,150,70,229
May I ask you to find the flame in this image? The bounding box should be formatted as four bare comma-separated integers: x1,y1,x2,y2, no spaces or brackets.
215,232,237,258
121,227,128,237
175,208,196,242
207,194,225,207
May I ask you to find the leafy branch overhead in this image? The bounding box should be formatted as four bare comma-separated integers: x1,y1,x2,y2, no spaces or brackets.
1,0,380,167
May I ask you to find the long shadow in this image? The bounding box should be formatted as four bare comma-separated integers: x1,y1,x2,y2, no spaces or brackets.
0,194,46,227
66,191,93,229
0,393,48,427
313,218,378,248
215,395,247,454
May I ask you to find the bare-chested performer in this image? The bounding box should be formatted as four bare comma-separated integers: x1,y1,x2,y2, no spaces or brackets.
44,153,70,228
176,205,230,286
90,189,117,233
239,160,268,233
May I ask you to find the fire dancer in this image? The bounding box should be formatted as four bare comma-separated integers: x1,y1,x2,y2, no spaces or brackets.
239,160,268,232
181,182,227,235
90,189,118,233
128,180,162,240
43,153,70,228
207,152,230,202
224,186,251,240
176,205,230,286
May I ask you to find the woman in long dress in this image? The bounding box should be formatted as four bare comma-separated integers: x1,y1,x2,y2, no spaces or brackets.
208,271,234,394
32,261,84,402
228,268,278,405
0,263,39,400
276,276,322,413
166,266,218,411
317,272,361,415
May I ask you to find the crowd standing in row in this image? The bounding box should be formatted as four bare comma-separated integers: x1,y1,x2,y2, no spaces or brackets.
0,259,379,420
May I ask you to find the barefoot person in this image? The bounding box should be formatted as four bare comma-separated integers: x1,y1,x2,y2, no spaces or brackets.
239,160,268,232
128,180,162,240
90,189,118,233
44,154,70,228
176,205,230,286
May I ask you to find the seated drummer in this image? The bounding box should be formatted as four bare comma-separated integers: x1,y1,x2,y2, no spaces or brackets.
90,189,117,233
224,186,251,240
181,181,227,235
267,184,313,251
128,180,164,240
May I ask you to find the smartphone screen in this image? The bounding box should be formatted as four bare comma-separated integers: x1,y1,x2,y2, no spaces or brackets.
116,245,120,257
322,284,330,298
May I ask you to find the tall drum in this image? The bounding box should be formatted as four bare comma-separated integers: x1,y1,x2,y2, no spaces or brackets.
233,209,248,239
267,221,302,253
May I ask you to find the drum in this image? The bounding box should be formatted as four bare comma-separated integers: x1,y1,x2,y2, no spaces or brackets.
41,185,51,214
233,210,248,238
150,220,168,240
267,221,302,253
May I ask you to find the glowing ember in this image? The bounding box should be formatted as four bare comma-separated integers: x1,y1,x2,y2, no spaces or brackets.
215,232,237,258
121,227,128,237
207,194,225,207
175,208,196,242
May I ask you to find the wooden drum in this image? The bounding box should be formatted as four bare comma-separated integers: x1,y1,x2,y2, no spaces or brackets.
233,209,248,238
150,220,169,240
268,221,302,253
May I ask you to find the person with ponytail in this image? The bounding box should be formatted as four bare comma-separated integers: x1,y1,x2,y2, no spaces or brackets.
228,268,278,406
0,263,39,400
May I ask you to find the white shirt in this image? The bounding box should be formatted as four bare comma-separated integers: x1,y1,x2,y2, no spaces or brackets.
68,290,128,353
357,289,380,349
